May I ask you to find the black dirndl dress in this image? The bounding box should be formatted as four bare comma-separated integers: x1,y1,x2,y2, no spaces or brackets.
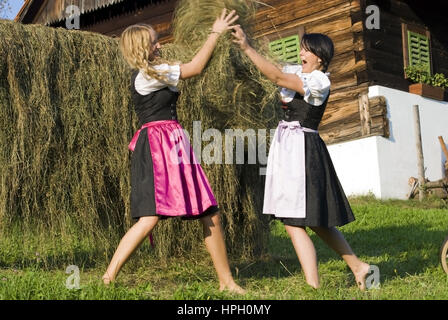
263,92,355,227
129,70,219,221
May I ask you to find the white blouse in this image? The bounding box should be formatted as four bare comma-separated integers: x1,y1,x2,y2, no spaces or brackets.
134,64,181,95
280,64,330,106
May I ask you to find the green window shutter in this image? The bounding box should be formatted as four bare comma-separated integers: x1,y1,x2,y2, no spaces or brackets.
269,35,301,64
407,30,431,74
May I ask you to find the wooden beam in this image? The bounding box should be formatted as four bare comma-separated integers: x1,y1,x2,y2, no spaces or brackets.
358,93,370,135
425,179,448,189
413,104,426,201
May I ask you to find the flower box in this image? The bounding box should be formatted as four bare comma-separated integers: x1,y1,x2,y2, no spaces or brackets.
409,83,445,101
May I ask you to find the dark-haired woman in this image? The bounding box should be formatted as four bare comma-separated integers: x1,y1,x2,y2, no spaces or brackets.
232,27,370,290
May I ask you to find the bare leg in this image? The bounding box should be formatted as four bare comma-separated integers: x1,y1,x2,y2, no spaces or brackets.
102,216,159,284
284,225,320,289
200,212,246,294
309,226,370,290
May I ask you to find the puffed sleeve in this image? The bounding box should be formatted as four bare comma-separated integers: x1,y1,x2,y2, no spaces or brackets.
302,70,330,106
134,63,181,95
279,64,303,103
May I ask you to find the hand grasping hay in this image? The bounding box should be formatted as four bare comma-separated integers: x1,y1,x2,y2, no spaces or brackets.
152,0,281,259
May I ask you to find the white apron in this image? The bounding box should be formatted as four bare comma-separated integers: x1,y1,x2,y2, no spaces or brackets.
263,120,318,219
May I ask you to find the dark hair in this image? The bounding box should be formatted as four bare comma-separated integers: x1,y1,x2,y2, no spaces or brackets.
300,33,334,73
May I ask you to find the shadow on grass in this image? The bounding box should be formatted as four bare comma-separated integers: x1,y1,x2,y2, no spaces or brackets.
340,223,447,279
0,241,162,272
234,223,447,282
0,247,107,271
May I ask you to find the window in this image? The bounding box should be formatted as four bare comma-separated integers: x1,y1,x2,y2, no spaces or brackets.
407,31,431,74
269,35,301,64
402,23,432,75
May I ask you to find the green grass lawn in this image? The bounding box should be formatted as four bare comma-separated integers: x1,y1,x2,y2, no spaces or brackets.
1,196,447,300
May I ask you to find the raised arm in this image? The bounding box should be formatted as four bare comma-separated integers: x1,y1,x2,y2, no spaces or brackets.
180,9,239,79
231,25,305,95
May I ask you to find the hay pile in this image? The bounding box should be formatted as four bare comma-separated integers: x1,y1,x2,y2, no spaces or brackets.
0,18,134,263
0,0,281,262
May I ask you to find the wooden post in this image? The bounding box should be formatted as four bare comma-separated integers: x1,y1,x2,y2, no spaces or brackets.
438,136,448,178
413,105,425,201
439,136,448,158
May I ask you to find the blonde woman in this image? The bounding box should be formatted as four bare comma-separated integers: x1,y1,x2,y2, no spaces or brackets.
103,9,245,294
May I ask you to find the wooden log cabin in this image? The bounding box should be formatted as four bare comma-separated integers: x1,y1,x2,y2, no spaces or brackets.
15,0,448,146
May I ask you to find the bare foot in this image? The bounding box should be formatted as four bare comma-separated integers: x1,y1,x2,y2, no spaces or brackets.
102,273,114,285
354,263,370,291
219,282,247,295
306,280,320,289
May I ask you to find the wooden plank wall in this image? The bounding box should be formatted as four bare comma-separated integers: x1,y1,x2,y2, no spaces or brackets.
84,1,176,40
361,0,448,90
33,0,127,25
30,0,174,40
255,0,388,144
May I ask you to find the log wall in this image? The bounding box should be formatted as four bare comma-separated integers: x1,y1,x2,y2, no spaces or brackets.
360,0,448,90
255,0,388,144
84,1,176,41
